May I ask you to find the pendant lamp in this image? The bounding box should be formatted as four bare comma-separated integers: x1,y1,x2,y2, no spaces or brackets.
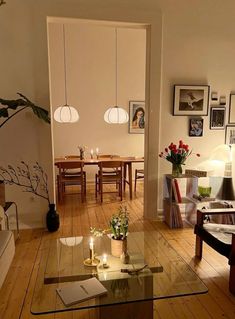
54,25,79,123
104,28,129,124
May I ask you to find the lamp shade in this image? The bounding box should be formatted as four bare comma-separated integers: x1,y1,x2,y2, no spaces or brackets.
54,104,79,123
210,144,231,163
104,106,129,124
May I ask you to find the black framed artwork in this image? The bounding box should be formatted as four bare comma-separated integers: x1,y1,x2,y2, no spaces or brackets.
210,107,226,130
173,85,210,116
189,118,204,137
229,94,235,124
225,125,235,145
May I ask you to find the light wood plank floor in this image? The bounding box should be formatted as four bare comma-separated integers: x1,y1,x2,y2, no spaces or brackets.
1,182,235,318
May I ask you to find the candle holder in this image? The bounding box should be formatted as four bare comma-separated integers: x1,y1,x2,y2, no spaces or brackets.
84,238,100,267
83,257,100,267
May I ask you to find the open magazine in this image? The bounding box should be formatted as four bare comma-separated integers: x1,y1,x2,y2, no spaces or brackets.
56,277,107,307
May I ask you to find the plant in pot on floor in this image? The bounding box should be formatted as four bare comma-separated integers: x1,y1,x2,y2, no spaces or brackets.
90,206,129,258
0,161,59,232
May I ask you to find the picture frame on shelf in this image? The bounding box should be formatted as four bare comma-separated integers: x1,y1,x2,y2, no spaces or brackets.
210,107,225,130
225,125,235,145
189,118,203,137
173,85,210,116
129,101,145,134
228,94,235,124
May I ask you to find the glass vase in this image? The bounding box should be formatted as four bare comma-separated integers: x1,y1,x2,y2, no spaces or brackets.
172,163,182,177
79,150,84,160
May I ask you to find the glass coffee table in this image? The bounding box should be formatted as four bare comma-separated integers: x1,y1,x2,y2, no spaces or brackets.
31,231,207,318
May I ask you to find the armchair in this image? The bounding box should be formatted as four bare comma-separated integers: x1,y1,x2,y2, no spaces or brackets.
194,208,235,294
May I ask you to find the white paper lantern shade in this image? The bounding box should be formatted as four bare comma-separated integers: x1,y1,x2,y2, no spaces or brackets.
104,106,129,124
54,24,80,124
54,104,79,123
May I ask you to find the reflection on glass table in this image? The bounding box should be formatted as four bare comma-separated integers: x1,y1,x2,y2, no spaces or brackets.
31,231,207,319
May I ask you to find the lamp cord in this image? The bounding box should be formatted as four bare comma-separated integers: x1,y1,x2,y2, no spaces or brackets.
115,28,118,107
63,24,68,106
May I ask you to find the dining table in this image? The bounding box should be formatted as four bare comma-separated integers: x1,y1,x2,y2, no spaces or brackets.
54,157,144,200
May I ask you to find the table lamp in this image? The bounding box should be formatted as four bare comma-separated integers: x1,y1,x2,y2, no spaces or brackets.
210,145,235,201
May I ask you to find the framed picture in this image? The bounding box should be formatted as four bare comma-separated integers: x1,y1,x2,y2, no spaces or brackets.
129,101,145,134
210,107,225,130
225,125,235,145
189,118,203,137
229,94,235,124
173,85,210,116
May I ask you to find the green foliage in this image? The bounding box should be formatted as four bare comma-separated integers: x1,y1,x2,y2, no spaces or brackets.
0,92,50,128
90,206,129,240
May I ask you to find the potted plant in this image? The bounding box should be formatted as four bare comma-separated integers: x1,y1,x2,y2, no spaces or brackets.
90,206,129,257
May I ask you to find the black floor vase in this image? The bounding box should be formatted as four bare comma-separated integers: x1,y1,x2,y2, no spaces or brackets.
46,204,60,232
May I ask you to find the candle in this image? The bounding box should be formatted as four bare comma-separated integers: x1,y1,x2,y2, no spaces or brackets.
96,147,99,158
102,254,107,266
89,238,94,261
90,149,94,159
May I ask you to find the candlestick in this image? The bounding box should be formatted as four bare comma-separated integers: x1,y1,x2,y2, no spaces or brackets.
90,149,94,159
89,238,94,261
96,147,99,159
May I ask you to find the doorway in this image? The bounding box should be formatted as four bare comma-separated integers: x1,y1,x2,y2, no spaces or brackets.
47,17,147,212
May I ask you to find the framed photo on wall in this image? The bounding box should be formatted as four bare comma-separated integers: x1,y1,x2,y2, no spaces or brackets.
173,85,210,116
225,125,235,145
210,107,226,130
229,94,235,124
189,118,203,137
129,101,145,134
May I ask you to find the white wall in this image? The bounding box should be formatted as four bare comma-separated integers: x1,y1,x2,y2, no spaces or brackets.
157,0,235,209
48,23,146,181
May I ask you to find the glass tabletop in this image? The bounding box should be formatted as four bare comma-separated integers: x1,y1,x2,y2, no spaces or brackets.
31,231,207,315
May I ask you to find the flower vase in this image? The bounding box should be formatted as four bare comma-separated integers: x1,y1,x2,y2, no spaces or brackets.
79,150,84,160
111,237,127,257
172,163,182,177
46,204,60,232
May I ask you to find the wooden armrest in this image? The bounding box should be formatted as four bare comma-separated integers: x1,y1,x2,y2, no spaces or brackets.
197,208,235,226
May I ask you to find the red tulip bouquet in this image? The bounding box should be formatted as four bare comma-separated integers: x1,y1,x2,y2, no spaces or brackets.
159,140,200,176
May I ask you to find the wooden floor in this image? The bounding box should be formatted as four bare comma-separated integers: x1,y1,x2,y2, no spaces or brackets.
1,183,235,318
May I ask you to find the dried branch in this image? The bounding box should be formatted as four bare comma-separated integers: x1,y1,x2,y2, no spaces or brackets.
0,161,50,204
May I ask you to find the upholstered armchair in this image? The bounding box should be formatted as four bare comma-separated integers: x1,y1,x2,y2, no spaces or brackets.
194,208,235,294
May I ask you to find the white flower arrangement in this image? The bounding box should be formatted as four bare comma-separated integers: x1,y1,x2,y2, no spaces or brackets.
90,206,129,240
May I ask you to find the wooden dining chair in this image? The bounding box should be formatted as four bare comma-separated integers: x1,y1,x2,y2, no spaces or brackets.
134,169,144,192
61,156,86,194
95,161,123,202
57,161,85,203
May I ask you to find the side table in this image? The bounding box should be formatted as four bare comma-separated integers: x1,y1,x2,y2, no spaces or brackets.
3,201,20,239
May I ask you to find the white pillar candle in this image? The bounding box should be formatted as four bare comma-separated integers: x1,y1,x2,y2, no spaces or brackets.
102,254,107,266
90,149,94,159
96,147,99,155
89,238,94,260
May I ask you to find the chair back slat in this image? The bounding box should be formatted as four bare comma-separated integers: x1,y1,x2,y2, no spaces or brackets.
98,161,122,169
57,161,84,170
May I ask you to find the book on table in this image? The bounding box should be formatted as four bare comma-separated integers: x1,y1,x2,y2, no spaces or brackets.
56,277,107,307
